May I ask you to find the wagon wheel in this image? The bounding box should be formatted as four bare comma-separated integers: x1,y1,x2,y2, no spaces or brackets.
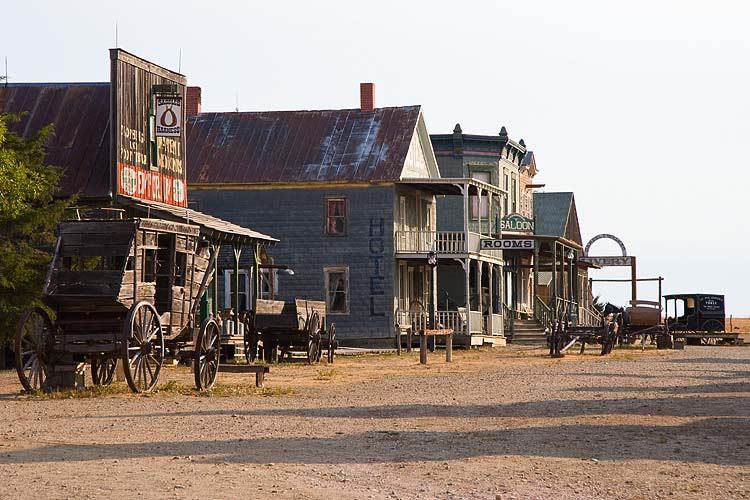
122,301,164,393
15,306,54,392
91,357,117,386
702,319,724,333
306,311,321,364
600,323,617,355
194,318,221,390
244,323,258,363
327,323,336,364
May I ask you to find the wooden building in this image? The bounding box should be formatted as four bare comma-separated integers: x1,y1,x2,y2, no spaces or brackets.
186,85,507,347
0,49,276,345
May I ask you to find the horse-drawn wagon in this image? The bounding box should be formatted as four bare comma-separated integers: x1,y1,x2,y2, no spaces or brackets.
15,216,233,392
664,294,736,345
243,299,336,364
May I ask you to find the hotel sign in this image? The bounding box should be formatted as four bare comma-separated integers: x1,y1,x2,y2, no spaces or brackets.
481,238,534,250
501,214,534,233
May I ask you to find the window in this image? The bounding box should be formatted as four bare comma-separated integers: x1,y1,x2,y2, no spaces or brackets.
470,171,490,219
224,269,250,311
324,267,349,314
511,177,517,213
326,198,347,235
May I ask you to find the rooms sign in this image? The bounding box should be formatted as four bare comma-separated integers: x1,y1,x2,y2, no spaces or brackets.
480,239,534,250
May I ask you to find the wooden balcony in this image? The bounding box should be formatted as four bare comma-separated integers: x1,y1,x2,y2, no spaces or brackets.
395,230,497,255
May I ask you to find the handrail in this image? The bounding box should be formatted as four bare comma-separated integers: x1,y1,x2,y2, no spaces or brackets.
535,296,553,333
578,305,604,327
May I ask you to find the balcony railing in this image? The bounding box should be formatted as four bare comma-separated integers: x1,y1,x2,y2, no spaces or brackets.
395,230,490,255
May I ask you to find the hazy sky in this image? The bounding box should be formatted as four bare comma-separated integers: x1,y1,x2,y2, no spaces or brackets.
3,1,749,315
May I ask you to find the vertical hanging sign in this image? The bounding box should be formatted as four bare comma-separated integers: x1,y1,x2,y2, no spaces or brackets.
155,96,182,136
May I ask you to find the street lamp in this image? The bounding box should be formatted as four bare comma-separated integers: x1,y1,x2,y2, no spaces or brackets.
427,251,437,330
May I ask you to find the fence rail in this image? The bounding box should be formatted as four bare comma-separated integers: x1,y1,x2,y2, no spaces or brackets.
394,230,494,255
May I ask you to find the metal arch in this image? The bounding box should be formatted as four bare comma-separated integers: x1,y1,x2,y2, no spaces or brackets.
584,233,628,257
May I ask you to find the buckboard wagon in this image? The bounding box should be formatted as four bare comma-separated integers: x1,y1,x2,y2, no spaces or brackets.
243,299,337,364
15,217,226,393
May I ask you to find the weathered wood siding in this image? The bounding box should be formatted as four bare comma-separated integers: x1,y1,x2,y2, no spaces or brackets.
190,185,396,347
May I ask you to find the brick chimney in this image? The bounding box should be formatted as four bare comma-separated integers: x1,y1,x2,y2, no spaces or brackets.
186,86,202,115
360,82,375,112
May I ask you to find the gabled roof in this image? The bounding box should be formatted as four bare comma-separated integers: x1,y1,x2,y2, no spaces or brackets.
533,192,583,246
0,83,111,199
186,106,424,184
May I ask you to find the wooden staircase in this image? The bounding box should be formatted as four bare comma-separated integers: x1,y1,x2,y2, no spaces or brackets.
509,318,548,345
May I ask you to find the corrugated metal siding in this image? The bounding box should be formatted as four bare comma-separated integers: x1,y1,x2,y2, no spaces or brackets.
186,106,421,184
0,83,111,199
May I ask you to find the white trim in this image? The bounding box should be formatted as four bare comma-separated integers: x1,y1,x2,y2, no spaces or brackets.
223,269,250,311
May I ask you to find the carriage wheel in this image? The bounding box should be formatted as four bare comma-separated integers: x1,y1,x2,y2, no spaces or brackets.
327,323,336,364
15,307,54,392
306,311,321,364
122,301,164,393
91,357,117,386
194,318,221,390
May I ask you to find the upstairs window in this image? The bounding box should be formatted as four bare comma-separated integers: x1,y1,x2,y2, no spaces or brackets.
471,171,490,219
326,198,347,236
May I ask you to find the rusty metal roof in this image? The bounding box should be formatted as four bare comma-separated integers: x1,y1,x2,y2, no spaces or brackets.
118,196,277,245
186,106,422,184
0,83,111,199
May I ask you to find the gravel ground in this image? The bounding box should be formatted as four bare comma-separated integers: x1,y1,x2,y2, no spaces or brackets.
0,345,748,500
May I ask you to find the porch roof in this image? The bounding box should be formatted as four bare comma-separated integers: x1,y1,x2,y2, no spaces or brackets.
398,177,506,197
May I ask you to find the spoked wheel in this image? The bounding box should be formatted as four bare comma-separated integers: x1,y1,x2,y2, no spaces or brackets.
15,307,54,392
91,357,117,385
122,301,164,393
327,323,336,364
194,318,221,390
244,325,258,363
306,311,321,364
600,323,617,355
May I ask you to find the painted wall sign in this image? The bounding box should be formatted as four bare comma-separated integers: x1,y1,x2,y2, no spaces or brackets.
111,49,187,207
155,96,182,136
369,217,385,317
699,295,724,312
579,256,633,267
481,238,533,250
501,213,534,232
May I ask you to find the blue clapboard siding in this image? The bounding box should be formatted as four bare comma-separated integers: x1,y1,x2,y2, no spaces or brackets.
190,186,396,346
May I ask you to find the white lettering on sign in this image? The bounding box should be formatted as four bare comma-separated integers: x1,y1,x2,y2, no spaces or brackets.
480,239,534,250
155,97,182,137
579,256,633,267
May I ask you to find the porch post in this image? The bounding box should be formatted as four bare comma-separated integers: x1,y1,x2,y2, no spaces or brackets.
252,242,259,315
533,240,539,319
488,262,494,335
477,260,483,334
212,242,221,318
233,243,242,337
551,241,557,322
464,258,471,336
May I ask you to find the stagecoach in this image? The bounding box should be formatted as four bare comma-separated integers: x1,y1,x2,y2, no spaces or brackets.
15,217,223,393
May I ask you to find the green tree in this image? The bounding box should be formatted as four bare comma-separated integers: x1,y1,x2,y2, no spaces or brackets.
0,113,74,368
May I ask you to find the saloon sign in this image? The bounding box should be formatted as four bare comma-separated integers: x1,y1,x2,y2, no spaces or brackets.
501,214,534,233
481,238,534,250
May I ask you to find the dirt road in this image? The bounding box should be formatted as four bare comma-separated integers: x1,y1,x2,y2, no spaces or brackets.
1,345,748,500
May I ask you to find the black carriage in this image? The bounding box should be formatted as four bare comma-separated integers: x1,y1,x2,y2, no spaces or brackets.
15,217,225,393
243,299,336,364
664,294,735,345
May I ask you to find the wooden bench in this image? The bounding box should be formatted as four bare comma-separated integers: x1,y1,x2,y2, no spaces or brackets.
218,364,270,387
418,329,454,364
